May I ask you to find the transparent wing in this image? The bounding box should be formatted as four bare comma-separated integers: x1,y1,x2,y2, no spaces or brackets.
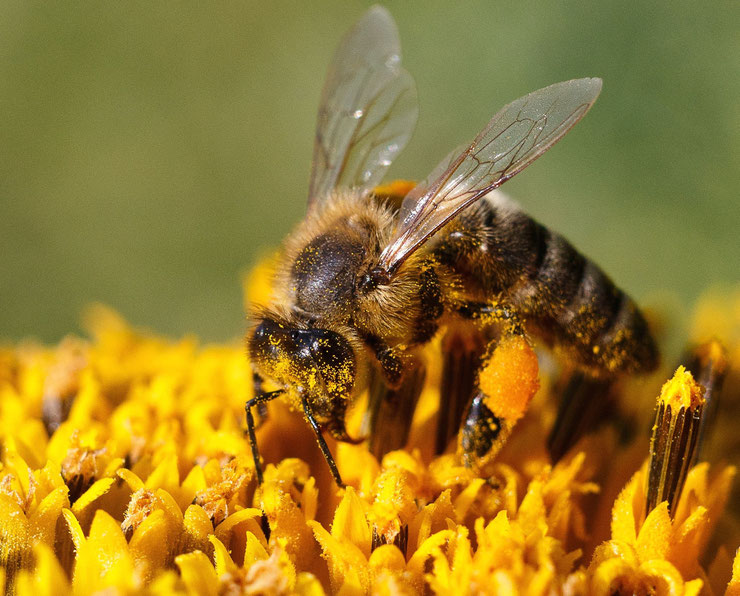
377,78,602,275
307,6,418,209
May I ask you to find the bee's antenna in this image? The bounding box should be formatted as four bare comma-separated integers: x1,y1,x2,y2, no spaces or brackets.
302,395,345,488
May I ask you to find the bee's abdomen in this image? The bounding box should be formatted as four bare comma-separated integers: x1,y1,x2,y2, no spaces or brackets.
523,230,658,374
442,195,658,375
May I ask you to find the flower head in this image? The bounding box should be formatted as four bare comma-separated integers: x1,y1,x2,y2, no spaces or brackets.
1,262,739,593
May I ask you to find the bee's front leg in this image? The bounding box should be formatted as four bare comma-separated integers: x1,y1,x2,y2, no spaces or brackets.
244,389,283,485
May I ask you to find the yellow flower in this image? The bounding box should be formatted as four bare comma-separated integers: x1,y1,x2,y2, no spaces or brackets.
589,461,735,594
0,450,69,585
0,258,739,594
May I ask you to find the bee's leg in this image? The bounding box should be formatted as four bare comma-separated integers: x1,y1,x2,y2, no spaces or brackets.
359,332,426,458
245,389,283,485
546,371,615,461
251,369,270,424
363,354,426,459
459,389,507,468
362,333,405,387
435,325,486,455
455,301,524,335
301,395,345,488
453,300,537,469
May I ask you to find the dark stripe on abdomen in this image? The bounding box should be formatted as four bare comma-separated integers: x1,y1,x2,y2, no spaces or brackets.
554,261,623,342
526,231,587,316
523,230,657,373
550,258,657,374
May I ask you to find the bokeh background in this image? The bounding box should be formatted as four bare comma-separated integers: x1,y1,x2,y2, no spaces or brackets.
1,1,738,344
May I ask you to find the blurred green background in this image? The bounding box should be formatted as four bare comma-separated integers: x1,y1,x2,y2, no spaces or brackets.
1,1,738,343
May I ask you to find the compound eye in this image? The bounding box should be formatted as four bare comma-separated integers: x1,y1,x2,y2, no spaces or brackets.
248,318,293,369
296,328,356,399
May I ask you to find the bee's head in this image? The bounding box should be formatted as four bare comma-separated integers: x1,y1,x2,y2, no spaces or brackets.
247,315,359,435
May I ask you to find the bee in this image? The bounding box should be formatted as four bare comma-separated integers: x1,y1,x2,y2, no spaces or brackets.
246,6,658,487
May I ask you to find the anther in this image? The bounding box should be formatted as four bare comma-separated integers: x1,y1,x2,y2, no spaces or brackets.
646,366,706,516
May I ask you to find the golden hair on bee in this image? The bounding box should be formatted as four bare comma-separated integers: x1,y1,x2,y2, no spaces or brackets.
272,190,441,348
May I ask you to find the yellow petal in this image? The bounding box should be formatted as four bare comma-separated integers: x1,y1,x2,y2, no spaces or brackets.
244,531,269,566
128,509,173,582
301,476,318,522
182,504,213,554
368,543,406,574
209,535,238,576
295,572,328,596
155,488,185,524
668,505,708,577
73,509,137,594
611,473,640,545
0,493,31,579
62,508,85,551
309,519,371,594
684,578,704,596
146,570,183,595
102,457,126,478
28,486,69,545
639,558,688,595
518,478,548,538
182,464,207,492
332,487,371,558
71,477,115,517
214,507,262,551
13,542,70,596
727,547,740,596
261,477,319,571
145,452,180,492
117,468,145,492
407,529,455,577
4,449,32,499
175,550,219,596
635,502,671,563
452,478,485,520
589,556,634,596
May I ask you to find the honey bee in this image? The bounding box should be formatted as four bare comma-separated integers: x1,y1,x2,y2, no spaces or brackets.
247,6,658,486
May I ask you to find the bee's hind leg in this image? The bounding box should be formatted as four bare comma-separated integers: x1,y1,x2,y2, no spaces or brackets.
453,301,538,470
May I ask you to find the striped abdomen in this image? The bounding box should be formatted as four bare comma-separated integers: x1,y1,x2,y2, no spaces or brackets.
434,192,658,375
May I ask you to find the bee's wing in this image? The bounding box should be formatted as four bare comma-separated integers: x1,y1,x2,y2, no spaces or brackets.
377,78,602,275
307,6,418,209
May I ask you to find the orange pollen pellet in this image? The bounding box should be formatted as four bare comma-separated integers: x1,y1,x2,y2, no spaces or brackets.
478,335,540,424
